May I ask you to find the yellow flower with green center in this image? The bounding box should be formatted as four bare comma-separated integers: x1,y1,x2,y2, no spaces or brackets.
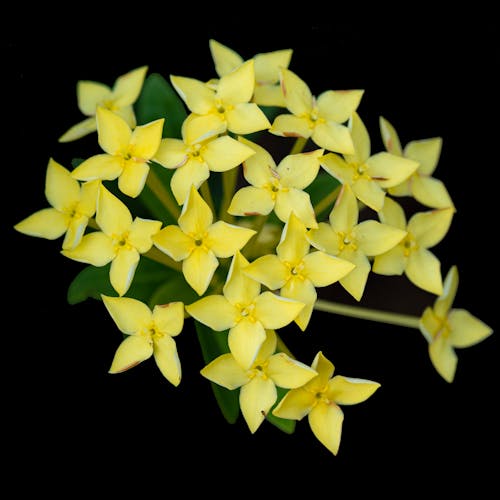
380,116,454,209
269,68,364,155
209,39,293,107
152,186,256,296
419,266,493,382
71,107,164,198
244,212,355,330
372,197,454,295
307,184,407,301
170,59,271,141
58,65,148,143
154,114,255,204
102,295,184,386
62,185,162,296
228,137,323,228
200,329,317,433
320,112,420,211
186,252,305,370
272,351,380,455
14,158,99,250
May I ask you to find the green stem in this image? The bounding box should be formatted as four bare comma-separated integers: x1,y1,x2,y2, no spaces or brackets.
314,299,421,329
219,167,239,223
143,246,182,272
146,169,181,220
244,214,269,259
290,137,307,155
200,180,216,215
314,185,341,218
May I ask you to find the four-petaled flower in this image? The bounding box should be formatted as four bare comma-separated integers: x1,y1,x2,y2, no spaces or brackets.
419,266,492,382
272,351,380,455
102,295,184,386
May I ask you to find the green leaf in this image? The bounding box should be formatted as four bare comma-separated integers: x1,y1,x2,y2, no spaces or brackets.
148,273,199,309
134,73,187,139
194,321,240,424
266,386,296,434
306,171,341,220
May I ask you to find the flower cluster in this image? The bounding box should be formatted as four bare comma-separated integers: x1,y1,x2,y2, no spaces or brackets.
14,40,493,455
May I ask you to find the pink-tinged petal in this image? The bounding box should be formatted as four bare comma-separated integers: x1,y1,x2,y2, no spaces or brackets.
240,377,277,433
186,295,239,331
269,114,312,138
356,220,407,256
152,225,193,261
419,306,441,343
96,107,131,155
96,185,132,236
317,90,364,124
267,353,318,388
152,302,185,337
365,152,419,188
228,319,267,370
308,402,344,455
226,103,271,134
326,375,380,405
244,255,288,290
153,334,181,386
228,186,275,216
339,249,371,301
45,159,80,211
329,183,358,232
183,247,219,296
312,122,354,155
254,329,278,364
71,154,123,182
277,212,309,262
171,160,210,205
254,49,292,83
128,217,162,253
101,295,151,334
406,248,443,295
429,335,457,383
379,116,403,156
281,279,316,331
404,137,442,175
303,252,355,286
352,178,386,212
201,353,248,389
254,292,305,329
110,248,140,296
118,161,150,198
154,138,188,168
78,180,100,217
203,135,255,172
58,117,98,143
170,75,215,114
130,119,164,160
411,175,454,209
319,153,353,184
178,186,213,235
217,59,255,104
272,387,315,420
407,207,454,249
377,197,407,230
277,149,322,189
14,208,69,240
434,265,458,318
275,189,317,228
223,252,261,305
449,309,493,348
238,136,276,183
372,246,407,276
253,84,286,107
61,232,114,266
206,221,256,257
307,222,340,255
280,68,313,116
111,66,148,108
209,39,244,77
63,215,89,250
77,80,111,116
109,335,153,374
345,112,370,164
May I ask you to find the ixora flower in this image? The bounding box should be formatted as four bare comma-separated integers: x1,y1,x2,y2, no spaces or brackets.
186,252,305,370
419,266,492,382
102,295,184,386
71,107,164,198
273,351,380,455
59,65,148,143
200,329,317,433
14,158,99,250
62,185,162,296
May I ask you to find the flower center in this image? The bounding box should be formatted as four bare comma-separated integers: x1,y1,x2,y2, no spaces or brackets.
402,234,417,256
338,231,357,252
285,261,306,281
237,302,256,322
112,232,132,252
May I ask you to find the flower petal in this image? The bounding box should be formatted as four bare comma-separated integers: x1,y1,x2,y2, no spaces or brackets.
110,248,140,296
223,252,261,305
61,232,114,266
272,387,315,420
15,208,69,240
281,279,316,331
203,135,255,172
311,351,335,387
130,119,164,160
96,185,132,236
277,149,322,189
206,221,256,257
254,291,305,329
228,186,274,216
96,107,131,155
308,402,344,455
267,353,318,388
111,65,148,108
329,183,358,232
178,186,213,235
339,250,371,301
77,80,111,116
153,335,182,386
407,207,454,249
152,225,193,261
201,353,248,389
254,49,292,83
277,212,309,261
352,178,386,212
319,153,352,184
379,116,403,156
209,39,244,77
63,215,89,250
356,220,406,256
404,137,442,175
269,114,312,138
186,295,238,331
226,103,271,134
170,75,215,114
326,375,380,405
365,152,419,188
128,217,162,253
345,112,370,164
253,84,286,107
434,265,458,318
239,136,276,184
312,122,354,155
275,189,317,228
372,246,407,276
152,302,185,337
78,180,100,217
303,251,355,286
109,335,153,374
118,161,150,198
411,175,454,209
101,295,151,334
449,309,493,348
217,59,255,104
419,306,440,343
317,90,364,124
429,335,457,383
183,247,219,295
58,117,98,142
154,138,188,168
406,248,443,295
45,159,80,211
71,154,123,182
228,319,267,369
280,68,312,116
307,222,339,255
240,377,277,433
254,329,278,363
377,196,407,230
171,160,210,205
185,113,227,143
244,255,288,290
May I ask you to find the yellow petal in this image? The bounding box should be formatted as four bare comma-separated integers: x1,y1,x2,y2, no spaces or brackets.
278,150,322,190
184,113,226,143
303,251,355,286
388,179,412,197
61,232,114,266
352,178,386,212
130,119,164,160
379,116,403,156
117,161,150,198
329,183,358,232
228,186,275,216
280,68,312,116
170,75,215,114
128,217,162,253
240,377,277,433
171,160,210,205
186,295,239,331
115,105,137,128
339,250,371,301
109,335,153,374
404,137,442,175
356,220,406,256
152,225,193,261
434,265,458,318
96,185,132,236
63,215,90,250
406,248,443,295
311,351,335,388
58,117,97,142
272,387,315,420
201,353,248,389
110,248,140,296
326,375,380,405
254,49,292,83
319,152,353,184
254,329,278,363
77,80,111,116
449,309,493,348
154,138,188,168
275,189,317,228
101,295,151,334
307,222,339,255
71,154,123,182
152,302,185,337
45,158,80,211
312,121,354,155
223,252,261,305
269,114,312,138
78,180,100,217
365,152,419,188
226,103,271,134
317,90,364,124
308,402,344,455
217,59,254,105
407,207,454,249
111,65,148,108
244,255,288,290
345,112,370,164
203,135,255,172
206,221,256,257
429,334,457,383
209,39,243,77
238,136,276,182
419,306,441,343
276,212,309,261
15,208,69,240
254,291,305,329
267,353,317,388
372,246,406,276
183,247,219,295
153,335,181,386
178,186,213,235
281,279,316,331
377,196,407,230
228,319,267,369
411,175,454,209
96,107,132,155
253,84,286,107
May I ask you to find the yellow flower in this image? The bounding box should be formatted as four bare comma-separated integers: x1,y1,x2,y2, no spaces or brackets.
200,329,317,433
244,212,355,330
62,185,162,296
380,116,454,209
228,137,323,228
102,295,184,386
170,59,271,141
152,186,256,296
419,266,493,383
58,65,148,142
272,351,380,455
269,68,363,155
71,107,164,198
14,158,98,250
308,184,407,301
186,252,305,370
209,39,292,107
320,112,419,211
154,114,255,204
372,197,454,295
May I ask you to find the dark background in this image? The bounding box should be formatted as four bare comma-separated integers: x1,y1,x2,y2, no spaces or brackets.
4,17,498,494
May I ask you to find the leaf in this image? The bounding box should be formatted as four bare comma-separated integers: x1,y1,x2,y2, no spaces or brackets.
149,273,199,309
266,386,296,434
194,321,240,424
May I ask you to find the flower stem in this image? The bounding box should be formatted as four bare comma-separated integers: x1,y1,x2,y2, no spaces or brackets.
146,169,181,220
143,246,182,272
314,299,421,329
314,185,341,218
219,167,239,223
290,137,307,154
244,214,269,258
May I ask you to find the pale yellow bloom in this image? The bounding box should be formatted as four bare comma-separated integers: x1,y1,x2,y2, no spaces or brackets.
419,266,493,382
14,158,98,250
201,329,317,433
59,66,148,142
273,351,380,455
102,295,184,386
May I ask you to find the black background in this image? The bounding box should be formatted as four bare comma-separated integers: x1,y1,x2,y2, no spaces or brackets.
5,16,499,494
